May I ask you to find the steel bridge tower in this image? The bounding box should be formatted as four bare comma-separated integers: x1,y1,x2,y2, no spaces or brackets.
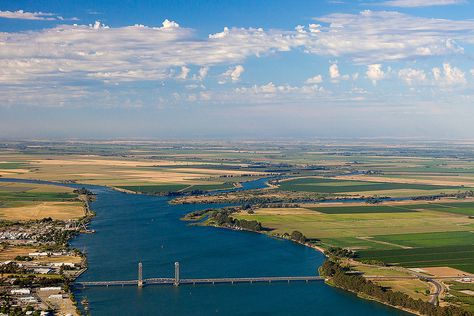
138,261,143,287
174,262,180,286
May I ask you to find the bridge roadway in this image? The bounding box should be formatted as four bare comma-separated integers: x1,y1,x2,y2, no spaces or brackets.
75,275,457,287
75,276,326,287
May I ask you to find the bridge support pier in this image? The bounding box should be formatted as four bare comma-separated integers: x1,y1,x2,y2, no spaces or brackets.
138,262,144,287
174,262,180,286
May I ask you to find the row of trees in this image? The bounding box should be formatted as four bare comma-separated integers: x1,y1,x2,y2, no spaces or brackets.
320,260,472,316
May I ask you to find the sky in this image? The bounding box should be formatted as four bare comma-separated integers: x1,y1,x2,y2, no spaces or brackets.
1,0,474,139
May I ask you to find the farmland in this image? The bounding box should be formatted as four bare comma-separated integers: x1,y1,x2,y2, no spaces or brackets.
276,177,470,196
117,182,236,194
0,181,85,221
0,150,266,194
235,200,474,273
2,140,474,312
357,245,474,273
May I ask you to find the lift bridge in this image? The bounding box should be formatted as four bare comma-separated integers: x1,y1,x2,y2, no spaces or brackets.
75,262,326,288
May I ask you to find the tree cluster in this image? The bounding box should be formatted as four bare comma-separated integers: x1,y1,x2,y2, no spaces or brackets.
73,187,94,196
290,230,307,243
14,255,33,261
325,247,356,258
212,210,262,232
320,260,472,316
0,262,28,275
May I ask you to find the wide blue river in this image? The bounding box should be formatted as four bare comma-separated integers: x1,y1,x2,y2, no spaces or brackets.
2,178,409,315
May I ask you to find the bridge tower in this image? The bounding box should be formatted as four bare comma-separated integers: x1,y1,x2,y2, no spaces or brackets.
138,261,143,287
174,262,180,286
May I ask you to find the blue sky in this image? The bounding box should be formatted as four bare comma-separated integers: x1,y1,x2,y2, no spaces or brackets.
1,0,474,139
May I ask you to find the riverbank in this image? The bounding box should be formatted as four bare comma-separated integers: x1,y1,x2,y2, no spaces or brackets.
185,209,472,316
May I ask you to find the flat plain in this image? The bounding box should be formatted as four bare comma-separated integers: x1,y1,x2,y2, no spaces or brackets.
0,181,84,220
2,140,474,311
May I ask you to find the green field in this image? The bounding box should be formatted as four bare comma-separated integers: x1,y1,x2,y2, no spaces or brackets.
0,191,76,201
447,282,474,312
118,182,235,194
0,162,28,169
277,177,464,194
0,181,83,220
374,231,474,248
0,190,77,209
357,245,474,273
238,200,474,275
309,205,418,214
307,202,474,216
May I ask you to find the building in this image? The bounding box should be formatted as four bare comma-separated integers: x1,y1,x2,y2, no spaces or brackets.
11,288,31,295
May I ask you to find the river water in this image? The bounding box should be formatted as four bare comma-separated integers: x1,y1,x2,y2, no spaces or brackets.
1,178,409,315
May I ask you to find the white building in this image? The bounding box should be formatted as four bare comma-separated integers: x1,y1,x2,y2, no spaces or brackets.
34,268,52,274
39,287,62,291
19,296,37,303
10,288,31,295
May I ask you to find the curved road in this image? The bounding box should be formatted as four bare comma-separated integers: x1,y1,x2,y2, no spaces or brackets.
427,278,444,305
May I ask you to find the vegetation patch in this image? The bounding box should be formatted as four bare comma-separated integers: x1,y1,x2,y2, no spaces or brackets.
446,282,474,313
309,205,418,214
373,231,474,248
320,260,469,316
277,177,463,194
357,245,474,273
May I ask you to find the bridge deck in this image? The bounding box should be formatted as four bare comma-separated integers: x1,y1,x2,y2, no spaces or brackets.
75,276,326,287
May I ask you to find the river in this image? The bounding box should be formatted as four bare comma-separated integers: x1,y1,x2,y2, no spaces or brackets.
1,178,410,315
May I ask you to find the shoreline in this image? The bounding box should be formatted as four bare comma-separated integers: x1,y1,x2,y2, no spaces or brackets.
2,177,452,315
198,221,427,316
68,196,96,316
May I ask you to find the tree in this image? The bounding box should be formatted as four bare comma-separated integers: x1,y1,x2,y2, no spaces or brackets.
290,230,306,243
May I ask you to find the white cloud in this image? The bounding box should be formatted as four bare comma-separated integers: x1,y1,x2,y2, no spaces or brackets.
176,66,190,80
161,19,180,29
380,0,465,7
329,64,340,81
366,64,385,85
307,10,473,63
233,82,325,98
0,20,297,85
305,75,323,84
2,13,474,109
198,67,209,80
432,63,466,86
2,12,474,87
0,9,76,21
219,65,245,84
398,68,427,85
